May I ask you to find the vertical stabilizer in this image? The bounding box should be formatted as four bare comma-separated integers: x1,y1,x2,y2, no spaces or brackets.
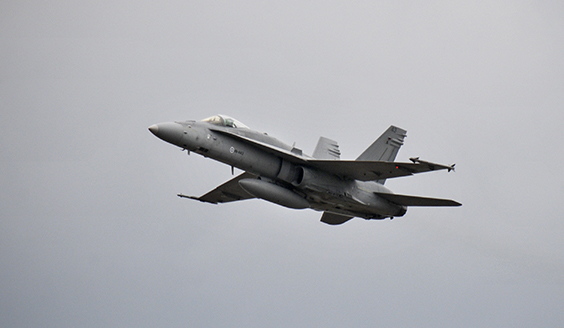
356,125,407,184
313,137,341,160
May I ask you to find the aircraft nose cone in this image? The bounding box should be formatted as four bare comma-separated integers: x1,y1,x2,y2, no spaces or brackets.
148,124,159,135
148,122,184,146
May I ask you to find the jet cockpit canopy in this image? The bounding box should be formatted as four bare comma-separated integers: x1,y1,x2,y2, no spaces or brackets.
202,114,249,129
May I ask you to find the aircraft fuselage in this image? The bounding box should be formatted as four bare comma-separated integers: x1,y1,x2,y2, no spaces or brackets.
149,119,406,219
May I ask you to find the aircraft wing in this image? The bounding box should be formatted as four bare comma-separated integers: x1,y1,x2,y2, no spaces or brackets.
307,158,455,181
178,172,257,204
208,127,454,182
209,127,308,164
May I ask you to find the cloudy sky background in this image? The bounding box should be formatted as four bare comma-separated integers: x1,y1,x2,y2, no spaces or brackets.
2,1,564,327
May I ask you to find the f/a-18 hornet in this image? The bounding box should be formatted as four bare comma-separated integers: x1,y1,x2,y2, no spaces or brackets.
149,114,461,225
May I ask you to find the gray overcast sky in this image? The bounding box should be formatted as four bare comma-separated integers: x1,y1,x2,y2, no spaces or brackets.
2,1,564,327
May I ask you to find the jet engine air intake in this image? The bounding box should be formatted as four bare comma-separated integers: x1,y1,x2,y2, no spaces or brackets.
292,166,345,194
275,163,324,191
293,166,319,187
276,160,301,184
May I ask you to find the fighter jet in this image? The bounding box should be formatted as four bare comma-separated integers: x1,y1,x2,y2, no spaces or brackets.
149,114,460,225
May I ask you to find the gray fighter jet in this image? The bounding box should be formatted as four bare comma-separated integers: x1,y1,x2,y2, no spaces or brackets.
149,114,460,225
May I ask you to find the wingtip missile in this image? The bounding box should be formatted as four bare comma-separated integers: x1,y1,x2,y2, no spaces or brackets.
178,193,217,204
409,157,455,172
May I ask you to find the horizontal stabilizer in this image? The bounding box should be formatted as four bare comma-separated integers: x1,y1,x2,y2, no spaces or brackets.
320,212,354,225
374,192,461,207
